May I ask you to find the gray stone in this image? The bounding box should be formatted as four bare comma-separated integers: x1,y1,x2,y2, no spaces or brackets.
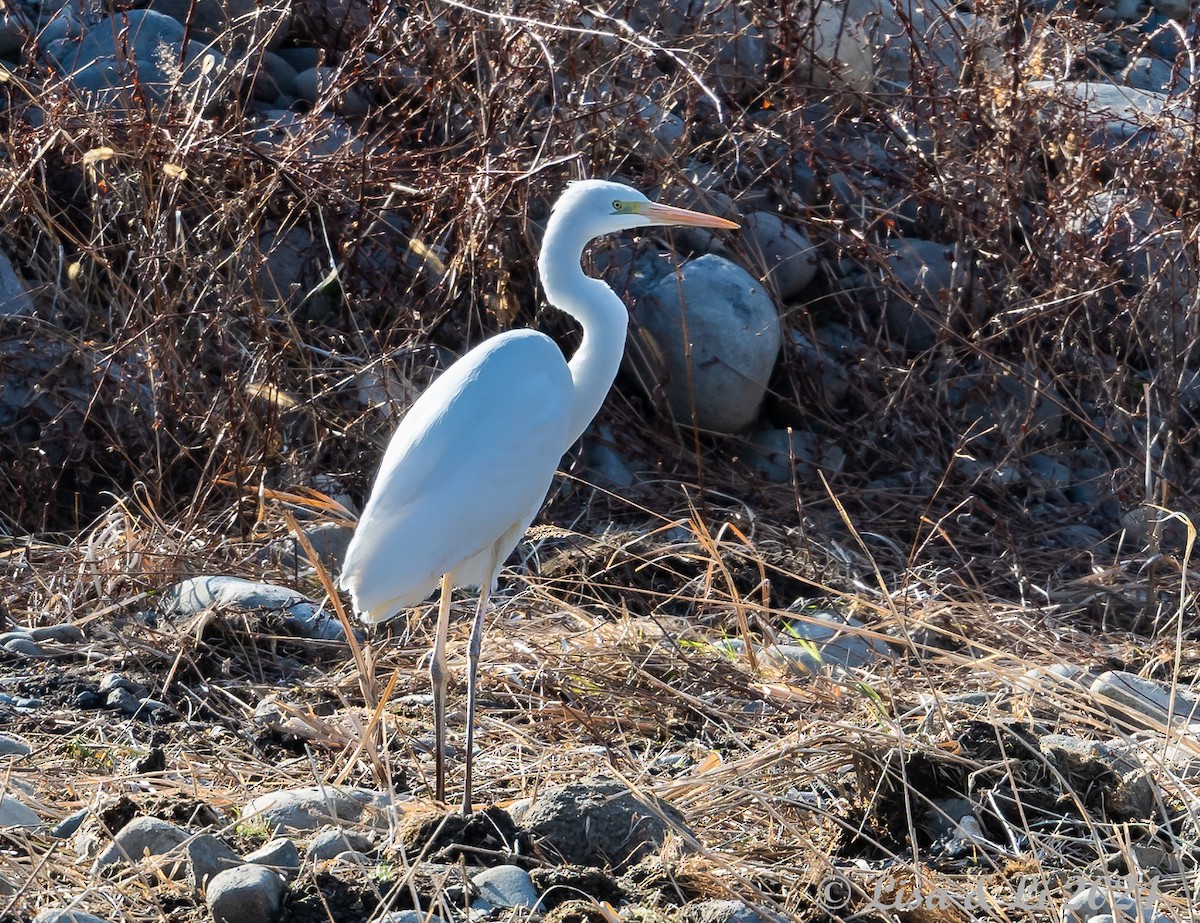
1090,670,1200,732
187,833,241,891
140,0,289,49
1061,885,1156,923
242,786,389,834
244,837,301,880
0,253,32,316
305,825,374,861
1017,664,1095,694
161,575,346,641
206,863,285,923
1040,735,1153,820
585,437,635,489
272,522,354,575
378,913,448,923
0,733,31,756
105,688,141,714
741,211,818,300
783,610,893,668
29,623,85,643
744,427,830,482
260,52,298,97
98,673,142,694
32,910,112,923
470,864,540,911
790,329,851,406
1025,81,1187,148
878,238,958,352
292,66,371,117
681,899,771,923
3,636,46,658
520,778,693,869
51,807,89,839
94,817,189,874
0,7,29,56
633,254,780,434
0,792,39,827
47,11,232,114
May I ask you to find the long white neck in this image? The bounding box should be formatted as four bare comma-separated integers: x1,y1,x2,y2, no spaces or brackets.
538,216,629,448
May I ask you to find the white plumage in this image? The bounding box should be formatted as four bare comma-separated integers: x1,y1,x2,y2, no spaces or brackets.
338,180,738,812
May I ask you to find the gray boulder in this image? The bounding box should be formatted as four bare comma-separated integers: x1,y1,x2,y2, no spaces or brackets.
46,11,233,113
161,575,347,641
633,254,780,433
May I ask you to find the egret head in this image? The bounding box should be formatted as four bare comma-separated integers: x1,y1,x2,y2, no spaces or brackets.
551,179,738,241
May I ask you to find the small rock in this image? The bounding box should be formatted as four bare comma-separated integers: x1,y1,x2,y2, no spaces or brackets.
0,792,39,827
94,817,190,874
378,913,448,923
740,211,818,300
1061,884,1154,923
744,427,829,482
187,833,242,891
104,688,141,714
28,623,85,643
0,253,32,316
51,807,89,839
99,673,142,694
32,910,112,923
1090,670,1200,731
292,66,372,116
680,899,772,923
161,575,347,641
783,610,894,668
206,864,286,923
633,254,780,434
520,778,693,869
242,786,389,834
1016,664,1095,694
0,733,31,756
1040,735,1153,820
470,864,541,911
244,837,301,880
3,636,46,658
306,825,374,861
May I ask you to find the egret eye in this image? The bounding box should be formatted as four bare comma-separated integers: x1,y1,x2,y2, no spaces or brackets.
612,200,623,212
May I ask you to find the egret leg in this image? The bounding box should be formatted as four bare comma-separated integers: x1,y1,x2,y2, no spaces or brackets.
462,554,499,814
431,571,454,804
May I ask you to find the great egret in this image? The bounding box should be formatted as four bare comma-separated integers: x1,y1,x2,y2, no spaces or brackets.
339,179,738,812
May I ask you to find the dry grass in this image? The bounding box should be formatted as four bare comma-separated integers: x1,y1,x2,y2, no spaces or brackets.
1,0,1199,919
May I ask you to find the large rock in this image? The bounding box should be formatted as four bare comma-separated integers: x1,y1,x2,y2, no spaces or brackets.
93,817,189,875
632,255,780,433
519,779,693,869
44,11,233,113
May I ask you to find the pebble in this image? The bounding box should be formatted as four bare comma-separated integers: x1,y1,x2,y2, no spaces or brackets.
681,899,773,923
206,864,286,923
187,833,242,891
470,864,541,911
293,66,372,116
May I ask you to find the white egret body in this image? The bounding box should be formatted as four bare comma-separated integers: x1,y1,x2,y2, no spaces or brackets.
339,180,737,812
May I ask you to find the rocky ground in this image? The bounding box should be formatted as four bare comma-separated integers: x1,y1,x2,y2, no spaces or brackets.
1,0,1200,921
